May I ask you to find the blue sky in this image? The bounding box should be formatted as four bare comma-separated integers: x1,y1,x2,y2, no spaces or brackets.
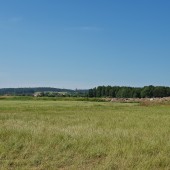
0,0,170,89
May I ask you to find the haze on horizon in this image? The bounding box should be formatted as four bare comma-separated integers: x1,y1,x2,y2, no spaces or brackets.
1,0,170,89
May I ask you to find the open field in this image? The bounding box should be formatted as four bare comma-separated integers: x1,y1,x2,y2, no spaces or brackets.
0,99,170,169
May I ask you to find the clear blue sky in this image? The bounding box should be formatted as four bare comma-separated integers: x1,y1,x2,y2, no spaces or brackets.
0,0,170,89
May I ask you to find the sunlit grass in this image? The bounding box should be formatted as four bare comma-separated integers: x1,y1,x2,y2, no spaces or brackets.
0,100,170,169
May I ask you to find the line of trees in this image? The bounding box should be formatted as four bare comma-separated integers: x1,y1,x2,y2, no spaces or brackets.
1,86,170,98
0,88,88,96
88,86,170,98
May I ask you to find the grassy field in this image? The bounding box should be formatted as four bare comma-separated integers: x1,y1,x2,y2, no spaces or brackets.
0,99,170,169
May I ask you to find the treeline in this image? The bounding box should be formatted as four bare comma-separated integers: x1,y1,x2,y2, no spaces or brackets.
1,86,170,98
0,87,88,96
88,86,170,98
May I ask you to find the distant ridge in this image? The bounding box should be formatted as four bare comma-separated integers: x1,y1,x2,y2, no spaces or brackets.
0,87,88,96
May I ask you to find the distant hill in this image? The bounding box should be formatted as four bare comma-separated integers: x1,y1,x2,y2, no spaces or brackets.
0,87,88,96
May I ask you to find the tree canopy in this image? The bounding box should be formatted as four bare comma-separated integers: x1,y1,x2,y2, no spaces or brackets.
88,86,170,98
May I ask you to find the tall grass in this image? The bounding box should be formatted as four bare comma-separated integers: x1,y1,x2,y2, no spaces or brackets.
0,100,170,169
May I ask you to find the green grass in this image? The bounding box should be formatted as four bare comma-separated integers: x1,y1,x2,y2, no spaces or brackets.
0,96,105,102
0,100,170,169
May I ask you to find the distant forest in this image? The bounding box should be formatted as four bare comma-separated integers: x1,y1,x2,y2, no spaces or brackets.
1,86,170,98
88,86,170,98
0,87,87,96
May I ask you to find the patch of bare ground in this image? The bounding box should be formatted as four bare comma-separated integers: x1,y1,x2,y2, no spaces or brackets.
106,97,170,106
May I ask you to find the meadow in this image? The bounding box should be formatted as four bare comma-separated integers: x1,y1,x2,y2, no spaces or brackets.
0,98,170,169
